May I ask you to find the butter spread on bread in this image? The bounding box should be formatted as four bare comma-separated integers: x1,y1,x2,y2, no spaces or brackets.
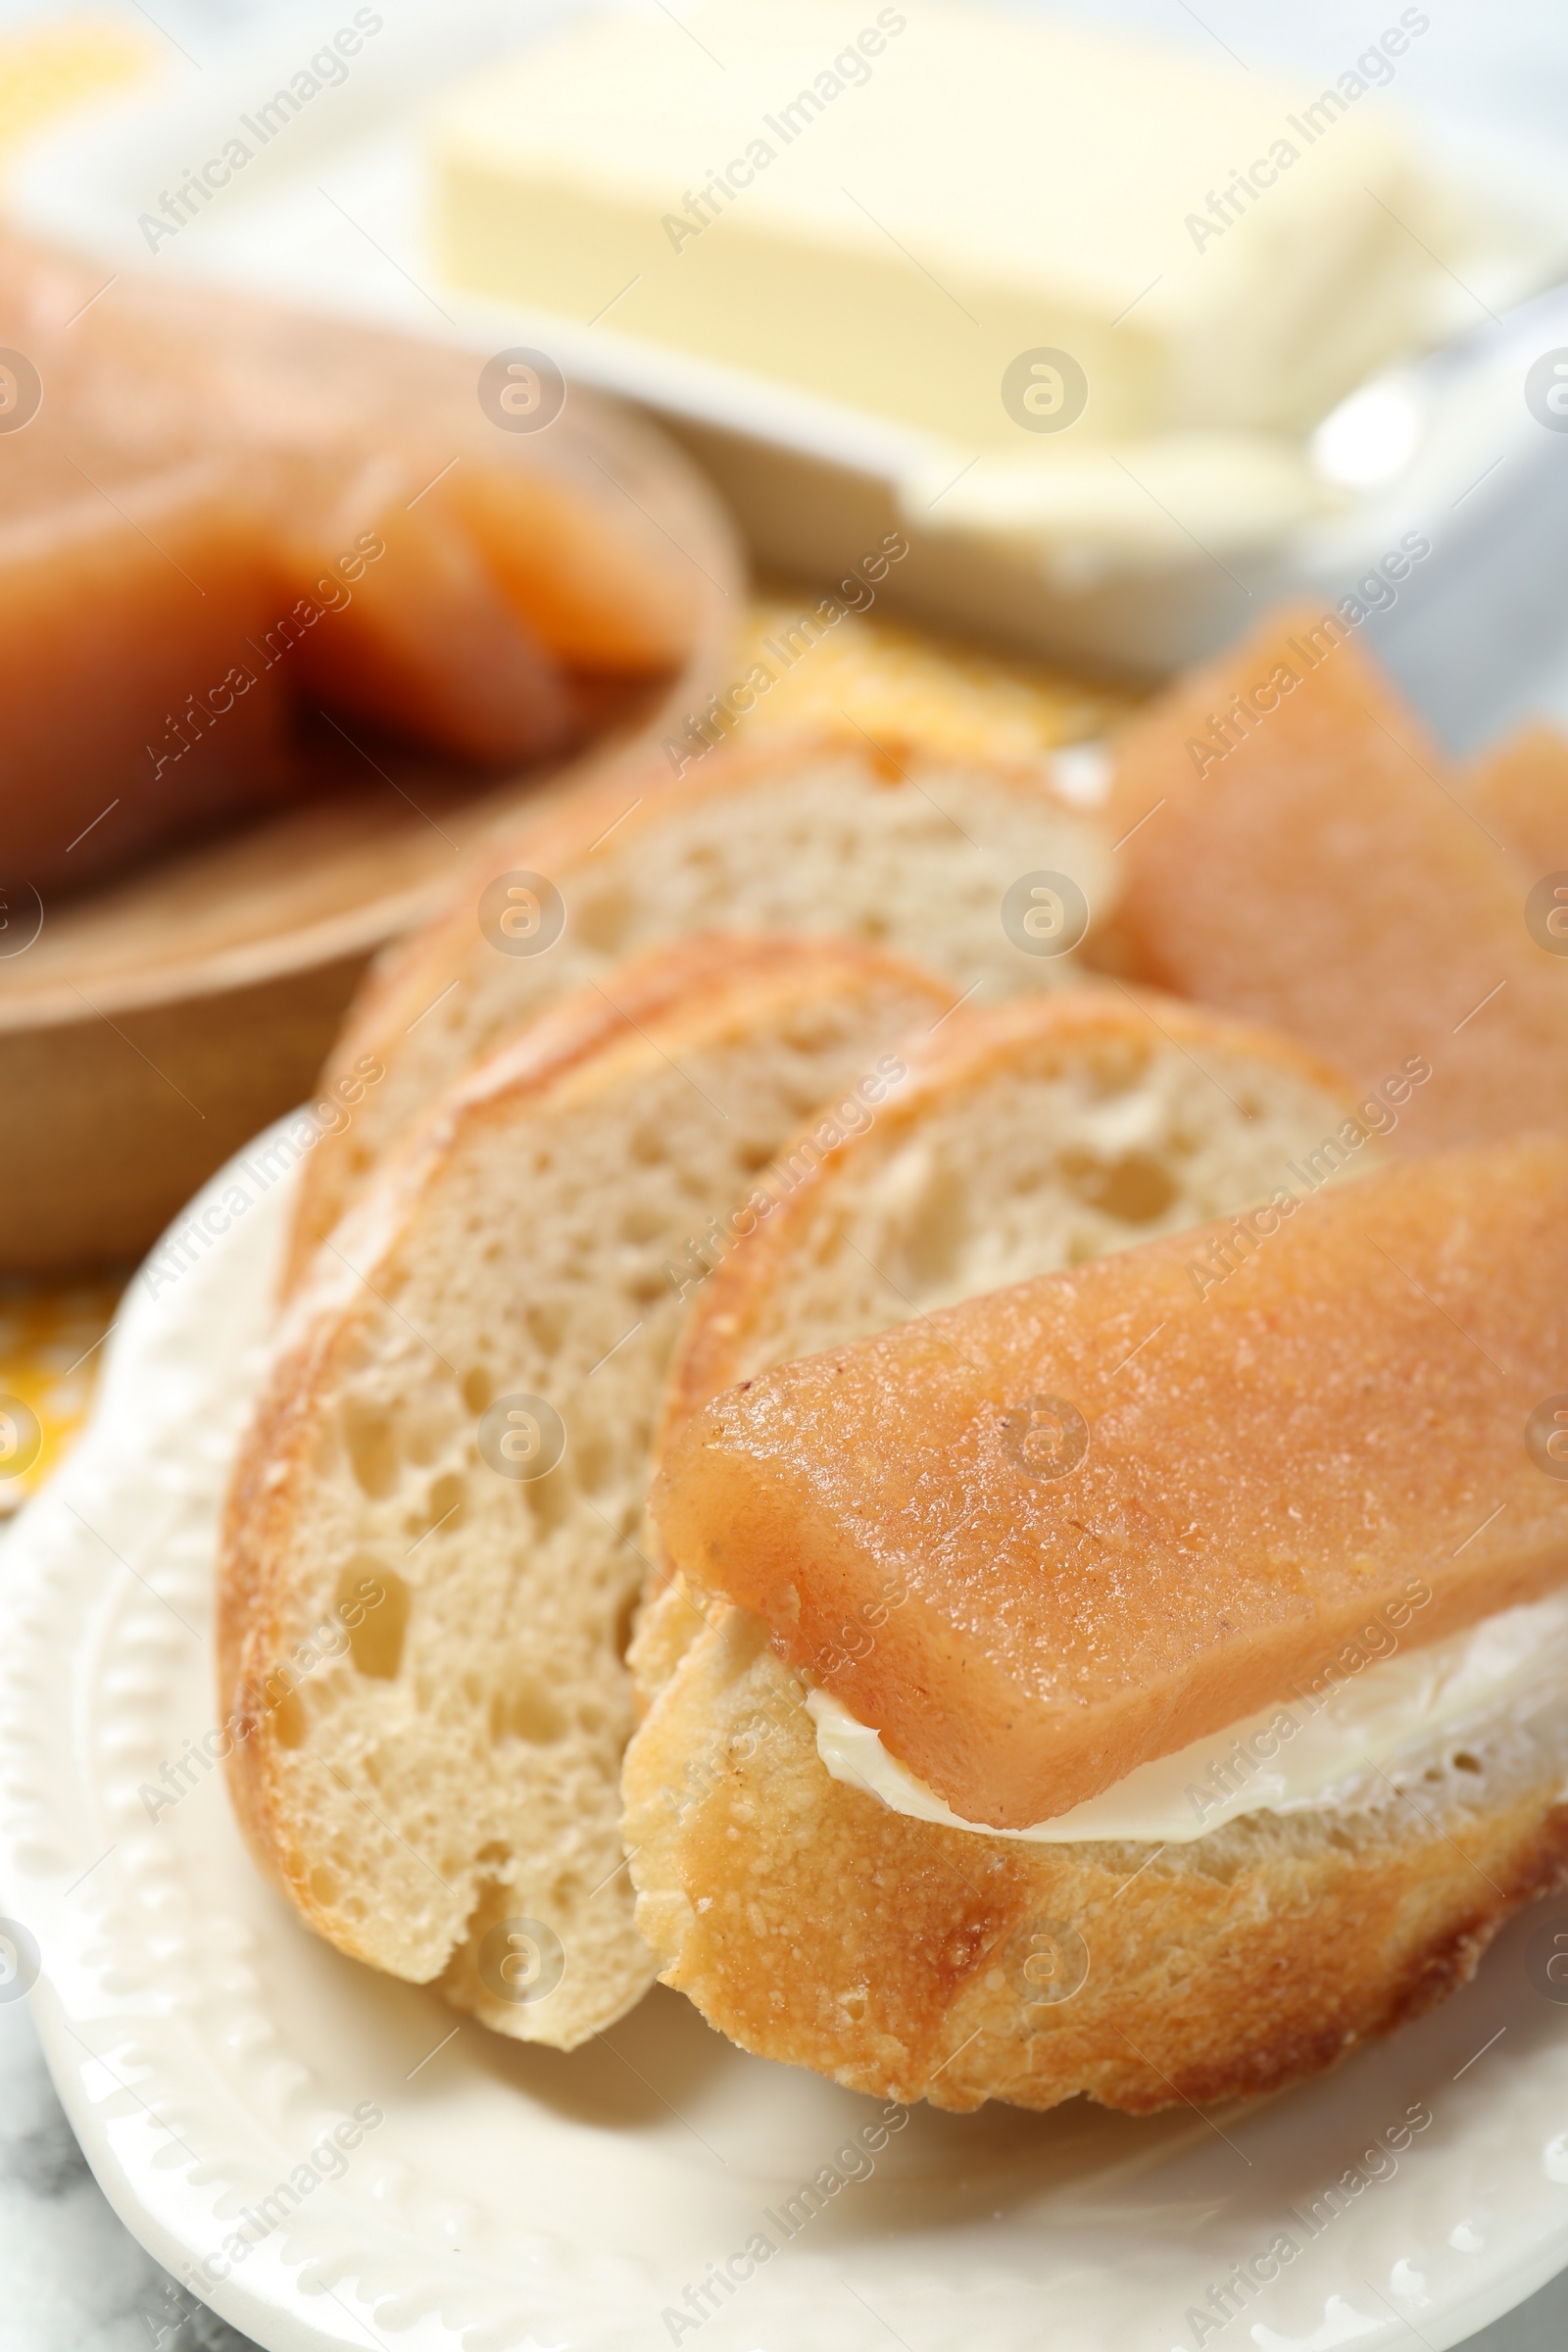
808,1593,1568,1840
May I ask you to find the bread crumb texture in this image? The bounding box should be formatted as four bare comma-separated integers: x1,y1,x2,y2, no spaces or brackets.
219,941,947,2047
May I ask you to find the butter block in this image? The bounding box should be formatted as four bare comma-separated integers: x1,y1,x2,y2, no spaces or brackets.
433,0,1454,449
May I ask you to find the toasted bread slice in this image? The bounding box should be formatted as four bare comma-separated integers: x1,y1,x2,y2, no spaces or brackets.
634,988,1374,1697
218,934,950,2048
653,1142,1568,1830
1098,607,1568,1150
284,724,1113,1287
629,1131,1568,2112
622,1601,1568,2113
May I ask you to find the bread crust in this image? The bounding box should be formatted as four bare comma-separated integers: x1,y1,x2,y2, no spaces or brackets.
627,1011,1568,2113
220,933,808,1941
283,721,1102,1287
219,931,951,2042
623,1604,1568,2115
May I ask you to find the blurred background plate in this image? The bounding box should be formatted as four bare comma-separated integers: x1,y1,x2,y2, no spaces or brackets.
0,654,742,1276
0,679,735,1275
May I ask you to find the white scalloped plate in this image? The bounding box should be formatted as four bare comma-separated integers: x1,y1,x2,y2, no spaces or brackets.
4,1129,1568,2352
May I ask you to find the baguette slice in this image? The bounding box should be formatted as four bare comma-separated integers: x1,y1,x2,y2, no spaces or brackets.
284,723,1113,1287
653,1141,1568,1831
629,1137,1568,2113
1098,606,1568,1150
219,934,950,2048
635,988,1374,1697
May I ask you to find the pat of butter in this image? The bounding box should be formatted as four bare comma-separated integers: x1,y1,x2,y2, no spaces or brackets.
433,0,1454,453
808,1594,1568,1844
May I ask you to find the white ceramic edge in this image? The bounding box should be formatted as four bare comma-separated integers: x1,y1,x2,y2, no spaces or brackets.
0,1134,406,2351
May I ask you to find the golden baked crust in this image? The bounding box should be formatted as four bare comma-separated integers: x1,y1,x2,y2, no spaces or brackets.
624,1605,1568,2115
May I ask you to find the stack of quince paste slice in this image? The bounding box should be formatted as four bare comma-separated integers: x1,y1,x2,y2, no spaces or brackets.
0,231,725,895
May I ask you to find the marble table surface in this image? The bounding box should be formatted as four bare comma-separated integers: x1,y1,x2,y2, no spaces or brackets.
1,2003,254,2352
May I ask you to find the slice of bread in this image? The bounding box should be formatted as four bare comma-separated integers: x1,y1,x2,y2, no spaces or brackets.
623,1024,1568,2112
284,723,1113,1288
634,989,1375,1700
218,934,950,2049
1097,605,1568,1152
